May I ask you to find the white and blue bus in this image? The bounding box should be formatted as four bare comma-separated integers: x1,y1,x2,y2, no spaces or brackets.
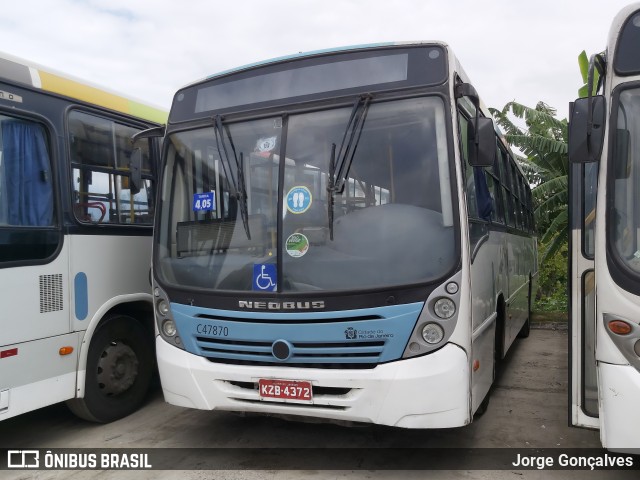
569,3,640,452
153,42,537,428
0,52,166,422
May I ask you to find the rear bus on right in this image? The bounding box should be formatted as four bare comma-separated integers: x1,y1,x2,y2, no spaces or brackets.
569,2,640,453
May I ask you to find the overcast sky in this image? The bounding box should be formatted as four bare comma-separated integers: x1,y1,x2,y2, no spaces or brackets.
0,1,635,118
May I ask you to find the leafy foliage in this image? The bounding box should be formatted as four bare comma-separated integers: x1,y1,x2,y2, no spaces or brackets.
488,51,604,314
534,242,568,312
490,101,568,262
578,50,605,98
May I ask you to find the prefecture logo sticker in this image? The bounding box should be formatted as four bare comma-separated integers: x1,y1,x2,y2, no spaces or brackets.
285,233,309,258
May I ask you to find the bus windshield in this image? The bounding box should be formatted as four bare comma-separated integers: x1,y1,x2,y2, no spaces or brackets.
156,96,456,293
611,87,640,275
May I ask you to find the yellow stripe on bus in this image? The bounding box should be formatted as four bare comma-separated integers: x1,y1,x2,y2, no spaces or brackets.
38,71,167,124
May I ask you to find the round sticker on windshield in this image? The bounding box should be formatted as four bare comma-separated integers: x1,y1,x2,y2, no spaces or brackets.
256,136,277,153
286,186,312,214
286,233,310,258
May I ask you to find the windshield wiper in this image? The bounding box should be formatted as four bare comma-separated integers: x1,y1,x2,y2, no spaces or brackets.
213,115,251,239
327,94,372,240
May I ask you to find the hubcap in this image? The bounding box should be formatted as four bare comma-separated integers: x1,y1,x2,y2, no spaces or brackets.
96,341,139,396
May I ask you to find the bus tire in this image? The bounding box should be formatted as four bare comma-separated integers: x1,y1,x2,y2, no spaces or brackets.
474,391,491,418
517,317,531,338
517,283,532,339
475,313,501,419
66,314,153,423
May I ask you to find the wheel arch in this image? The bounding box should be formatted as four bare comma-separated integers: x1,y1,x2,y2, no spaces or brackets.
74,293,154,399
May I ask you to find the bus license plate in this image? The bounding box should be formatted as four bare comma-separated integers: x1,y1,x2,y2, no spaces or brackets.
259,379,313,402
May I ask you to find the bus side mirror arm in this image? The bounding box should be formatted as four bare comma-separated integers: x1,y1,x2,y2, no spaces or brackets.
132,125,165,142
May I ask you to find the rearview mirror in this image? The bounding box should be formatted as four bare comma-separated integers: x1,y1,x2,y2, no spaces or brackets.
129,148,142,195
568,96,606,163
469,117,496,167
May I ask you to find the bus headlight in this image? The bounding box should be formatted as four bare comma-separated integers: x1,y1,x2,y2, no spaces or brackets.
162,320,177,337
445,282,459,294
401,272,461,360
434,298,456,319
422,323,445,344
157,299,170,317
153,283,185,351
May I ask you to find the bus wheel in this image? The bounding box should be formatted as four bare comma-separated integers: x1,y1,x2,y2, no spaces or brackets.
66,314,153,423
517,317,531,338
517,285,532,339
476,310,504,419
474,391,491,417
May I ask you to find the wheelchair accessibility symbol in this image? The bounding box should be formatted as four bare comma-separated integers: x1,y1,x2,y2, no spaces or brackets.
253,264,277,291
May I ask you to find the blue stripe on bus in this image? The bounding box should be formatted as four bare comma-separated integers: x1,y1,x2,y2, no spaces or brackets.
74,272,88,321
171,301,423,365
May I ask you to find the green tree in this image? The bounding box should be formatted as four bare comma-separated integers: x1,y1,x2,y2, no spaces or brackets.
489,101,568,261
578,50,604,98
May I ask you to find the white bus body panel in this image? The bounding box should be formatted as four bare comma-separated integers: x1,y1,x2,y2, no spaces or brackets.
598,363,640,452
157,336,471,428
0,333,80,419
0,242,70,346
0,234,152,419
468,229,536,414
594,255,640,449
68,234,153,397
0,240,74,419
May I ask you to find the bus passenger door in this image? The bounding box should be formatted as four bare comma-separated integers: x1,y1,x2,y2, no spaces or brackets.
569,160,600,429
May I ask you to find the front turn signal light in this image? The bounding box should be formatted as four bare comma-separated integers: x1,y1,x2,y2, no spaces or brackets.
608,320,632,335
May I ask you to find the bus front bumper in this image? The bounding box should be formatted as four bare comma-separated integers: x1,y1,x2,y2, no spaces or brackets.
156,336,471,428
598,362,640,452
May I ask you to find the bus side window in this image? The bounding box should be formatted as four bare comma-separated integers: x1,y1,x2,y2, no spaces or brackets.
69,110,155,225
485,165,500,223
498,149,516,228
0,114,59,263
458,113,478,218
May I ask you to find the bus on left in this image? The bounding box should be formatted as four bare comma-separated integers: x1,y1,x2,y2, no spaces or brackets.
0,52,167,422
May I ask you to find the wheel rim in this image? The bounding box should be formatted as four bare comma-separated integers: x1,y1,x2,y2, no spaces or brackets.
96,341,139,396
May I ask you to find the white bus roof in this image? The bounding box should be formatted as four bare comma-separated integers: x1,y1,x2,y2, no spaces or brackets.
0,51,167,124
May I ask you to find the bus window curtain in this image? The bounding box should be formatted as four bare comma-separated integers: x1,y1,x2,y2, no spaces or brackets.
474,166,493,221
0,121,53,226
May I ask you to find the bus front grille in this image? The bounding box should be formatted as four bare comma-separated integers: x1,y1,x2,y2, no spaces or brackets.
195,337,385,368
172,301,425,367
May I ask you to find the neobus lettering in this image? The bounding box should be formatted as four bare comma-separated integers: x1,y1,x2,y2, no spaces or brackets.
238,300,325,310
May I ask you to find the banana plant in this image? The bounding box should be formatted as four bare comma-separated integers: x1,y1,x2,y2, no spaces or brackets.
490,101,568,261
